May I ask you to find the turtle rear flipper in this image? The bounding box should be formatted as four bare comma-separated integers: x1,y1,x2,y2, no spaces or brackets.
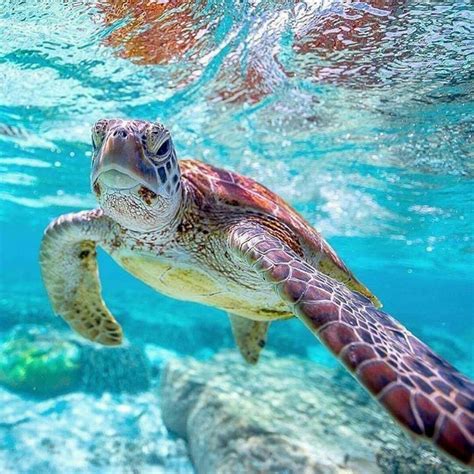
229,313,269,364
40,210,123,346
231,223,474,466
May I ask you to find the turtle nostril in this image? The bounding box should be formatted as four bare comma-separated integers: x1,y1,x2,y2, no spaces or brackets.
112,128,128,139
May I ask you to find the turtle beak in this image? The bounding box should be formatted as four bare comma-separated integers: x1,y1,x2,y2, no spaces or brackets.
91,128,161,195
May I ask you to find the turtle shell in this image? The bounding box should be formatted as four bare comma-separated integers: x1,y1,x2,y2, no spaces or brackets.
180,159,380,306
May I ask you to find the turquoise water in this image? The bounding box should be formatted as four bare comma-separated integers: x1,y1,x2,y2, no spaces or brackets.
0,1,473,472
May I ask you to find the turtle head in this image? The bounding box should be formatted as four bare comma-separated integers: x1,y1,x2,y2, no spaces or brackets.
90,118,182,232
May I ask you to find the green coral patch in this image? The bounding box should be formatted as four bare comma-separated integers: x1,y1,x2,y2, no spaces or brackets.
0,327,81,396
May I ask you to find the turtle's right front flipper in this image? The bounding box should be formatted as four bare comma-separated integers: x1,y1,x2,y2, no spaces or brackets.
231,224,474,466
40,209,123,345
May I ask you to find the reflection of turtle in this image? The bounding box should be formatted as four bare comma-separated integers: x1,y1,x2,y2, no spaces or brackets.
40,119,473,465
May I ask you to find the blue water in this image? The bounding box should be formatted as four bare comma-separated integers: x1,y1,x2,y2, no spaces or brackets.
0,0,473,472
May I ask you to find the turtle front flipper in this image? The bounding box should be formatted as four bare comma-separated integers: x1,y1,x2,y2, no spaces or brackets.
230,224,474,466
40,209,123,346
228,313,269,364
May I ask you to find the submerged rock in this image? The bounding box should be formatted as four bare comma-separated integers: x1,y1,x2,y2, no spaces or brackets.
160,351,469,474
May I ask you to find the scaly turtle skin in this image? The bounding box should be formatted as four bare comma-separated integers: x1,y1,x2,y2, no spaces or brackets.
40,119,473,465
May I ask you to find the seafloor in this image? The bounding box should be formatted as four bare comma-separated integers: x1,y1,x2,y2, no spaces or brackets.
0,320,470,474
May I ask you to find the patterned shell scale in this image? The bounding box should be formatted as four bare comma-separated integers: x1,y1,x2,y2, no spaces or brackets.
180,159,379,306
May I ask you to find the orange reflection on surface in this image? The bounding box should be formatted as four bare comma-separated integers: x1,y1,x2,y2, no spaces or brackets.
98,0,199,64
295,0,402,52
293,0,404,84
97,0,403,101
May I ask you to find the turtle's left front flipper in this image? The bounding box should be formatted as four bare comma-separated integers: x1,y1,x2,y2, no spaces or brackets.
40,209,123,345
230,224,474,466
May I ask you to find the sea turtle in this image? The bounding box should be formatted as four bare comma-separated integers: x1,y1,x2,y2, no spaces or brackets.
40,118,473,465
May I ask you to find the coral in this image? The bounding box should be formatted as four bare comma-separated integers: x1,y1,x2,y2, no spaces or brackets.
0,326,81,396
0,326,151,396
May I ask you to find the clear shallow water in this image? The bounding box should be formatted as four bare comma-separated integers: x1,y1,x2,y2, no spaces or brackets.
0,0,473,471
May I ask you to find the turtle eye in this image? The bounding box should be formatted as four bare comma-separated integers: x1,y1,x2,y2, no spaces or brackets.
156,138,170,157
91,131,103,151
91,120,108,151
145,125,171,158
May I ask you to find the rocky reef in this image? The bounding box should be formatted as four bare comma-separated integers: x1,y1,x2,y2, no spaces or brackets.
160,351,469,474
0,324,469,473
